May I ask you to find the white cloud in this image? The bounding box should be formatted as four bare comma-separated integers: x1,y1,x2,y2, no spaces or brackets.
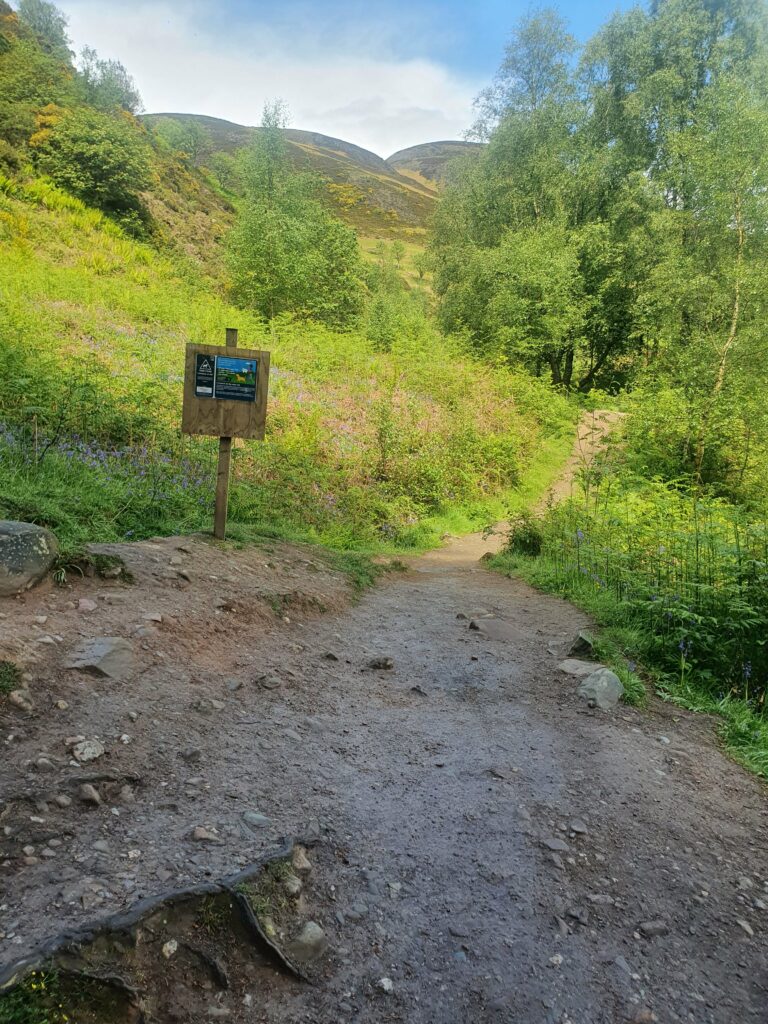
57,1,481,157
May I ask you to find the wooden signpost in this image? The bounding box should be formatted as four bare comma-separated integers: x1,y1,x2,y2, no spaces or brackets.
181,328,270,540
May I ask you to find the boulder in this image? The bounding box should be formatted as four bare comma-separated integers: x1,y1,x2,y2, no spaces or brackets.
0,521,58,597
64,637,136,680
577,668,624,710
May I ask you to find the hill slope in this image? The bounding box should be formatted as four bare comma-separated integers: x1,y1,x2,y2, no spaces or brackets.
388,140,484,183
144,114,445,237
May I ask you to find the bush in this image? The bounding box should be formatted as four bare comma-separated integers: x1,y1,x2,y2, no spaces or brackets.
33,107,150,226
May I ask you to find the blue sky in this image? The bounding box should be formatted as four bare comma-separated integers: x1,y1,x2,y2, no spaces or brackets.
57,1,636,156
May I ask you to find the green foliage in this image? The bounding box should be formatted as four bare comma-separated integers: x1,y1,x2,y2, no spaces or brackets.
491,470,768,773
33,106,150,226
78,45,143,114
434,0,768,419
0,18,76,150
17,0,70,58
0,179,573,555
0,659,21,694
227,102,364,327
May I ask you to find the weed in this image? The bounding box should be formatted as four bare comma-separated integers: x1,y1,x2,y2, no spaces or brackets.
0,661,21,695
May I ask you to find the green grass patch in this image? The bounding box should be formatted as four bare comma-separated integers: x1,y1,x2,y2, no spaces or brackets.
0,660,21,695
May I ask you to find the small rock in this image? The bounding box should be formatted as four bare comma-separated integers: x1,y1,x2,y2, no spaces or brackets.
92,839,109,853
737,918,754,937
78,598,98,613
631,1011,658,1023
54,794,72,808
368,656,394,670
569,631,594,657
79,784,102,805
210,699,225,711
143,612,163,623
225,678,242,692
638,920,669,938
207,1009,231,1020
127,711,138,721
737,876,754,890
34,615,48,625
286,921,327,962
570,819,588,835
8,690,34,714
162,939,178,958
35,757,56,773
549,953,563,967
22,845,35,857
542,837,570,853
411,685,428,696
577,668,624,710
191,826,223,843
377,977,394,994
292,846,312,872
557,659,599,677
72,738,105,763
258,675,281,690
468,620,481,631
284,728,302,742
242,811,271,828
64,637,136,681
179,747,202,763
283,873,302,896
323,652,339,661
55,700,69,711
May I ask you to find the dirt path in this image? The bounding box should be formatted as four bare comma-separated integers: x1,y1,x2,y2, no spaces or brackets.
1,419,767,1023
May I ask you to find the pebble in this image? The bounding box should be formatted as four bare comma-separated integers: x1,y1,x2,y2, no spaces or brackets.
292,846,312,872
35,757,55,772
162,939,178,958
54,794,72,808
8,691,34,714
286,921,327,962
78,599,98,613
283,873,302,896
368,657,394,670
638,920,669,938
542,837,570,853
55,700,69,711
570,819,588,834
93,840,109,853
736,918,754,938
377,977,394,994
72,738,106,763
284,729,302,742
242,811,271,828
79,784,102,806
258,675,281,690
191,826,223,843
225,679,242,692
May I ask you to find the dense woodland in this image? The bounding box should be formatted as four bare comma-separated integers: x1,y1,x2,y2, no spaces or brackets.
1,0,767,771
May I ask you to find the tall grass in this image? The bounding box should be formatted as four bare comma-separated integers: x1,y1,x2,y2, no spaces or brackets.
0,178,576,554
493,472,768,776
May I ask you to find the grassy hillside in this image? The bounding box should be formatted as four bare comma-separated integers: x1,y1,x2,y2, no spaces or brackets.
144,113,439,240
387,141,484,183
0,174,575,553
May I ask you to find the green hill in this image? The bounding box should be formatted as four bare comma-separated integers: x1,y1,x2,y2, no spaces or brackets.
144,113,441,239
387,141,484,184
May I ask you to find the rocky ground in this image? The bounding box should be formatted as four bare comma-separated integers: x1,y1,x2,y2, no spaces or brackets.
0,435,766,1022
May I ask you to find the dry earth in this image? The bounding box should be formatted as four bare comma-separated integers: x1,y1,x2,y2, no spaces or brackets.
0,423,766,1023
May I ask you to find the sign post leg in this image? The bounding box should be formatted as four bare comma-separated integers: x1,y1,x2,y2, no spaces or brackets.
213,328,239,540
214,436,232,539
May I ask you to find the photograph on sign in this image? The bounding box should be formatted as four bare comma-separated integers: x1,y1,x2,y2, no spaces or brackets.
214,356,258,402
194,354,215,396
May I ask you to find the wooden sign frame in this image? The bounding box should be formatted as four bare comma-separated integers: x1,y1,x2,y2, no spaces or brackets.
182,339,270,441
181,328,270,540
